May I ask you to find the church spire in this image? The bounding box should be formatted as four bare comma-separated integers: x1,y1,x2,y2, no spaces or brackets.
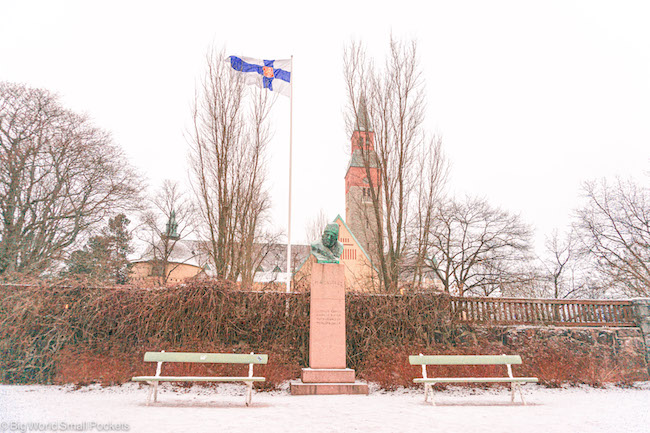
355,95,373,132
165,210,180,241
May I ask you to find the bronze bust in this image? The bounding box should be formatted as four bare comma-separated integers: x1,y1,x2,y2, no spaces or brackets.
310,223,344,263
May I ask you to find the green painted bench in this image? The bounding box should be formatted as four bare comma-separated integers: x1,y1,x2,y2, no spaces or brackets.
132,351,268,406
409,354,538,405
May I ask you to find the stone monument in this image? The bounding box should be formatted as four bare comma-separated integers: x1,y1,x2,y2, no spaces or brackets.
290,223,369,395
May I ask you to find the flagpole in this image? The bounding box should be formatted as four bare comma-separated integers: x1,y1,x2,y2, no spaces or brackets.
286,55,293,294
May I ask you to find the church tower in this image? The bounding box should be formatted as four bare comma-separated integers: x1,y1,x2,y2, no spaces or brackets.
344,101,381,261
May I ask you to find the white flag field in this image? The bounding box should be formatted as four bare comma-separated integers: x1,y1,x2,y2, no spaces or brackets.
227,56,291,97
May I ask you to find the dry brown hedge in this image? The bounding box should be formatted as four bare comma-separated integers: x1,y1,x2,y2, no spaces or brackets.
0,281,309,386
0,281,454,386
0,281,646,389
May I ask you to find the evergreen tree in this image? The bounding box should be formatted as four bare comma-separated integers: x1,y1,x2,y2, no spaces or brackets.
65,214,133,284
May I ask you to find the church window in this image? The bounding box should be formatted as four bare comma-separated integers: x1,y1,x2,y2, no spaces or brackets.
362,187,372,203
342,248,357,261
358,135,370,149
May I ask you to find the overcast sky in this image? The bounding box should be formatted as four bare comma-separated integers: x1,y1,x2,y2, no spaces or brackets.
2,0,649,252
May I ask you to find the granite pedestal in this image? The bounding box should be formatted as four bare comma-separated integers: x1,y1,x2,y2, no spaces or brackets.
290,263,368,395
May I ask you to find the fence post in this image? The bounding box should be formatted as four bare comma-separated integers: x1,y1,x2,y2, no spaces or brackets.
631,298,650,373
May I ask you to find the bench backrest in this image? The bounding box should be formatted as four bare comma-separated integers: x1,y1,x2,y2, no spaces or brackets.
143,352,268,364
409,355,522,366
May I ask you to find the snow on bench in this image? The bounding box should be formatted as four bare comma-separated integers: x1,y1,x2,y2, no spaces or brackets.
409,354,538,405
132,351,268,406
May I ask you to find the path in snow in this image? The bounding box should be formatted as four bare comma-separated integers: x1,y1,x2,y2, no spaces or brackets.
1,382,649,433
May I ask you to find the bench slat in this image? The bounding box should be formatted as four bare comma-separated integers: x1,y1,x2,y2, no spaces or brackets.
132,376,266,382
414,377,538,383
409,355,522,365
143,352,268,364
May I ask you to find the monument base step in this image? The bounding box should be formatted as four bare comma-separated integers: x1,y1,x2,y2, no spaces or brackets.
301,368,356,383
290,381,369,395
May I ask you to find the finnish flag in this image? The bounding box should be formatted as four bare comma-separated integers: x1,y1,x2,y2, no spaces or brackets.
227,56,291,97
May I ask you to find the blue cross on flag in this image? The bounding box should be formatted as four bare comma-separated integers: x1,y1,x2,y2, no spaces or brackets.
227,56,291,97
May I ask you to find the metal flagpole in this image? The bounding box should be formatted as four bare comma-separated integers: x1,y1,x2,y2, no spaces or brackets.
286,55,293,293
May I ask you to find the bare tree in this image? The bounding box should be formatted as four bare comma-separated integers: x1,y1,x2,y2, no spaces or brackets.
575,178,650,297
426,196,533,297
543,230,576,298
0,82,142,276
408,136,448,289
536,229,605,299
500,229,606,300
343,37,448,293
188,49,273,286
498,264,548,298
304,209,330,244
139,180,195,285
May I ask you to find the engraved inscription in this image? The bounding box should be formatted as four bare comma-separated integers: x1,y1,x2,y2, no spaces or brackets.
314,308,343,326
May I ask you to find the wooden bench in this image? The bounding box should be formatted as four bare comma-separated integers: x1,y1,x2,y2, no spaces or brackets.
131,351,268,406
409,354,538,405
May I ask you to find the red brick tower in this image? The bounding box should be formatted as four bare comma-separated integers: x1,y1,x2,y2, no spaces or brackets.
344,101,381,261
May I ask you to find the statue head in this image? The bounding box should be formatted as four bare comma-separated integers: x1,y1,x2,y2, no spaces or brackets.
311,222,343,263
322,223,339,249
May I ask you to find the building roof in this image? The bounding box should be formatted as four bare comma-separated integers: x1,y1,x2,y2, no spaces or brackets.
334,214,378,273
348,149,379,170
133,240,311,281
134,239,209,270
257,243,310,273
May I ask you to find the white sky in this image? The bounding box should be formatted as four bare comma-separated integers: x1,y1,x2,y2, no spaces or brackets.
2,0,649,250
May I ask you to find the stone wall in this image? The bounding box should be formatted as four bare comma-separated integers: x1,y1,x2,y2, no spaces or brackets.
467,298,650,379
483,326,648,379
359,324,649,389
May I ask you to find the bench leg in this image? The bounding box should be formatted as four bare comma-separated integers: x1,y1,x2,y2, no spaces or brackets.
424,383,435,406
510,383,526,405
518,384,527,405
146,383,153,405
153,380,159,403
245,382,253,406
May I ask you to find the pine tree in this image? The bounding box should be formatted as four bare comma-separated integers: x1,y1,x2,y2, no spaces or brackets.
65,214,133,284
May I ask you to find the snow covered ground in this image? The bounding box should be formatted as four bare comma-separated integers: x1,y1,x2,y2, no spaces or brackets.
1,382,649,433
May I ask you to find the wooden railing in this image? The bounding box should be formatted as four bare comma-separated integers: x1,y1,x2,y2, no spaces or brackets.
450,296,636,327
